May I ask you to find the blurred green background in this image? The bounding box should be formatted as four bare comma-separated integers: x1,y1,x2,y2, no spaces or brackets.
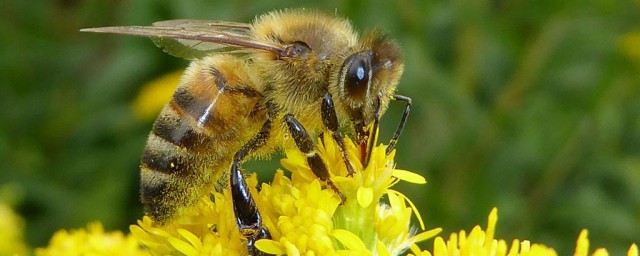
1,0,639,254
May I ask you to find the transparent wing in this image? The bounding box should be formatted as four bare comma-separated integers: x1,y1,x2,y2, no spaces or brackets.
150,19,255,59
152,19,252,35
81,20,285,59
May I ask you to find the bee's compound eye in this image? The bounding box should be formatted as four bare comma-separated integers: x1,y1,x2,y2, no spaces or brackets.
343,51,372,100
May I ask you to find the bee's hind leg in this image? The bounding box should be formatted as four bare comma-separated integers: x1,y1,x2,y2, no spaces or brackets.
284,113,346,203
230,117,274,256
321,93,355,175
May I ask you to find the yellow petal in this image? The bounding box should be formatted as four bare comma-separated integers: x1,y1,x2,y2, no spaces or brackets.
592,248,610,256
168,237,198,256
628,244,638,256
283,239,301,256
177,229,202,251
376,241,391,256
520,240,531,254
497,240,508,255
574,230,590,256
388,189,425,230
392,169,426,184
129,225,151,241
508,239,521,256
433,237,447,255
387,189,402,208
255,239,286,255
410,228,442,244
486,208,498,242
332,229,367,251
357,187,374,208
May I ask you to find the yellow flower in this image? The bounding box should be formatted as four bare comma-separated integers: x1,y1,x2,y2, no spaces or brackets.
35,222,149,256
0,203,28,256
413,208,639,256
618,31,640,66
265,133,438,255
130,192,247,255
130,130,437,255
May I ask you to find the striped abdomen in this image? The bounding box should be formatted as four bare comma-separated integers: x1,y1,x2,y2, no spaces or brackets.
140,55,265,223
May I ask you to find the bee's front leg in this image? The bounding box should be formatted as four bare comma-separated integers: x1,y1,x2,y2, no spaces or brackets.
385,94,412,155
230,117,273,256
321,93,355,175
284,114,346,203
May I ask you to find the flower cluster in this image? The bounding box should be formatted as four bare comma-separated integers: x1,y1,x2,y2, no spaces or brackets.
31,134,639,255
254,134,436,255
34,222,149,256
129,132,436,255
409,208,638,256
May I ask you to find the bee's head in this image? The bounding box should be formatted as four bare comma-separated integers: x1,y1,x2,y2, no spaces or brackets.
334,31,404,133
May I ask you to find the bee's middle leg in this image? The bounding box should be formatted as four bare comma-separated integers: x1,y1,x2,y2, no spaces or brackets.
230,118,273,256
284,114,346,203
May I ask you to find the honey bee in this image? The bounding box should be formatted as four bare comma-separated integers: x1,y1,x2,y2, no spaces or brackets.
82,9,410,254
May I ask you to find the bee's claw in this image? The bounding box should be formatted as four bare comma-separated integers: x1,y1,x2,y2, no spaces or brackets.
326,180,347,204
